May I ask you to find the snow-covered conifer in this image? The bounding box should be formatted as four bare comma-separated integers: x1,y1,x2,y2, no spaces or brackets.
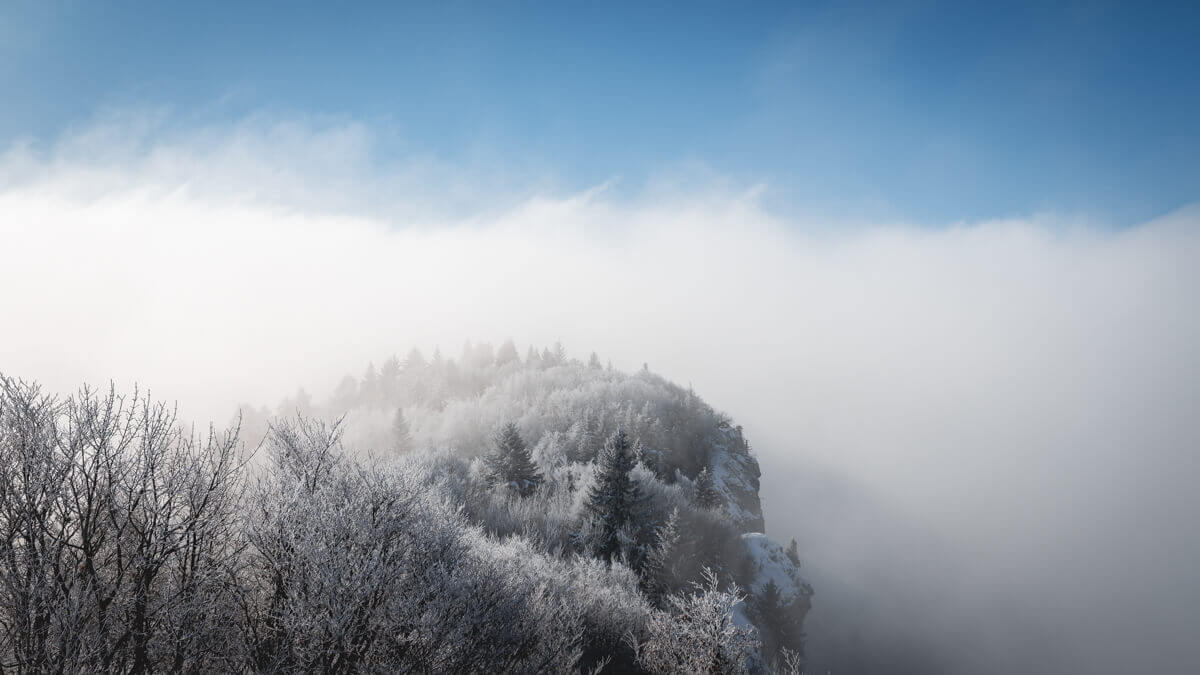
582,428,644,560
786,538,801,567
497,338,520,365
750,579,789,662
641,507,682,602
391,407,412,453
487,422,543,497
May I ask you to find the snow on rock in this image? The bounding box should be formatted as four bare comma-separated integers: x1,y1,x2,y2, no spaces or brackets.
741,533,813,605
709,423,766,532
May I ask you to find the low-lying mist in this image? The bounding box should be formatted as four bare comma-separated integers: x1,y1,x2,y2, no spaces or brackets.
3,116,1198,673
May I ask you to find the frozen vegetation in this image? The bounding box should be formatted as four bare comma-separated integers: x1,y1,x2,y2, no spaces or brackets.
0,342,811,673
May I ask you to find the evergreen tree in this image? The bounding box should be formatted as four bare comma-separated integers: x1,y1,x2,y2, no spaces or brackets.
750,579,791,662
574,408,602,462
487,423,543,497
694,465,721,510
786,538,801,567
496,339,520,365
403,347,427,372
380,355,401,401
331,375,358,411
750,578,808,665
361,362,379,406
641,507,681,603
634,438,662,476
583,428,644,561
588,352,602,369
390,408,412,454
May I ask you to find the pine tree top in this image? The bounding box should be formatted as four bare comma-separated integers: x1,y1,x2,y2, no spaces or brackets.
760,578,782,603
488,422,543,497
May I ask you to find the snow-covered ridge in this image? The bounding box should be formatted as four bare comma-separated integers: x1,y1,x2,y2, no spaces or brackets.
248,347,814,664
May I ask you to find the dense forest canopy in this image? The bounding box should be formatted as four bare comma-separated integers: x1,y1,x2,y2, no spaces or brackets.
0,341,811,673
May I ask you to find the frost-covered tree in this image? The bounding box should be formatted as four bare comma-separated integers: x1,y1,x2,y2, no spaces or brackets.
694,465,722,509
0,378,247,672
404,347,427,372
487,423,543,497
745,572,809,666
497,338,520,365
588,352,603,369
632,569,760,674
380,355,401,400
574,408,603,462
582,428,646,561
775,647,804,675
391,407,412,453
749,579,789,662
786,538,801,567
361,361,379,404
0,354,801,673
641,507,682,603
246,419,581,673
635,438,663,477
331,374,358,411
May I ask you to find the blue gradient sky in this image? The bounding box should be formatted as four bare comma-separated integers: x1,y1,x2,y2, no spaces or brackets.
2,0,1197,224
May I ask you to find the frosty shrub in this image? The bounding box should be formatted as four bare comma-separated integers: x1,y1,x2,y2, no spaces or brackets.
632,569,761,675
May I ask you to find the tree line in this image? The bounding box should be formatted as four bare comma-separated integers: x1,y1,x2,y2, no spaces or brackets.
1,354,808,673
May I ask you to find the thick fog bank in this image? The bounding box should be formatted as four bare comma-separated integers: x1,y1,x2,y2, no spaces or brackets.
2,120,1198,673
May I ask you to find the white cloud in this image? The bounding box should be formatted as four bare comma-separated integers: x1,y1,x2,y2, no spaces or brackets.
1,116,1197,674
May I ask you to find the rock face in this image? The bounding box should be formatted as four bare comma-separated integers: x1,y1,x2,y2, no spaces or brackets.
709,423,767,533
708,425,813,661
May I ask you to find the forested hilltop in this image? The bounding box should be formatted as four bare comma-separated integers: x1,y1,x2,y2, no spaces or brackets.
0,341,811,673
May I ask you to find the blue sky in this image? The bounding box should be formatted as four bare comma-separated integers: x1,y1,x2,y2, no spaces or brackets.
2,0,1197,224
